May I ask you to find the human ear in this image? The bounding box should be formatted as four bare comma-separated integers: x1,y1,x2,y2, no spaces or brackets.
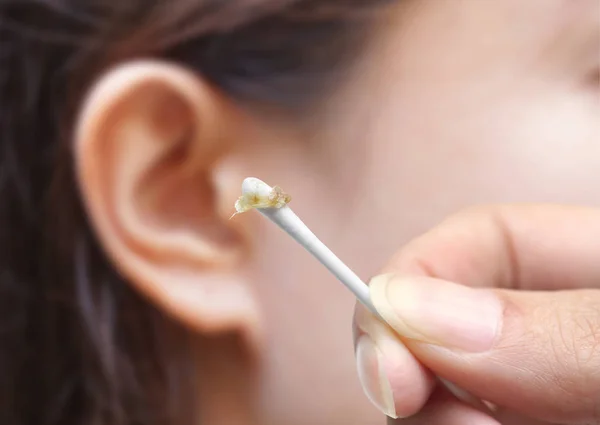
74,61,261,345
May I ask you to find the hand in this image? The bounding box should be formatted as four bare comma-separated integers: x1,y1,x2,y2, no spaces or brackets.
353,205,600,425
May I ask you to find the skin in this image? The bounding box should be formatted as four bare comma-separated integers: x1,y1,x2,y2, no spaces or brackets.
74,1,599,425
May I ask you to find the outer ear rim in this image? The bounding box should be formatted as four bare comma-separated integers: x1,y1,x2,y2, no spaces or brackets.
75,60,221,163
73,60,263,351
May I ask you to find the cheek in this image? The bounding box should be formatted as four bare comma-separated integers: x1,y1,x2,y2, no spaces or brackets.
329,82,599,277
324,0,600,256
368,89,599,209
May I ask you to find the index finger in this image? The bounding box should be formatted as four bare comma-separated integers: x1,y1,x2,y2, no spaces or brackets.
382,204,600,291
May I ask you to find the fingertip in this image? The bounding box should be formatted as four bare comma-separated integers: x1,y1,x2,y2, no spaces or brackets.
380,337,436,418
353,302,436,418
387,387,501,425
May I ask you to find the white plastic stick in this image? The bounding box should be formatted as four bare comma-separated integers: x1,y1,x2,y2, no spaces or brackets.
238,178,379,316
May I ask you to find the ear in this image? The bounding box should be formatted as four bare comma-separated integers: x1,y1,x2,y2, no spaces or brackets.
74,61,261,346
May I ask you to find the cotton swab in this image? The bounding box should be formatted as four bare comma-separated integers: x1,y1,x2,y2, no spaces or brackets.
232,177,488,411
232,177,380,317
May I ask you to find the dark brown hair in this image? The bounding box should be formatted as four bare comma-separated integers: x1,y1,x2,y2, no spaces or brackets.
0,1,390,424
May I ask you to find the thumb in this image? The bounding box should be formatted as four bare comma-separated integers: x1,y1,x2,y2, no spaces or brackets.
370,274,600,424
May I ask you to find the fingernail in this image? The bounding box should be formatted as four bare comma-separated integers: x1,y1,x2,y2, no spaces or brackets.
369,274,502,352
355,334,398,419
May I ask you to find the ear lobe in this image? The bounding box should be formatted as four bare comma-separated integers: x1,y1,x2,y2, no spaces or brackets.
74,61,262,346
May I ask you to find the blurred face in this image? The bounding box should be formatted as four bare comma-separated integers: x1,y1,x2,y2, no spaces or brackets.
244,1,599,424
